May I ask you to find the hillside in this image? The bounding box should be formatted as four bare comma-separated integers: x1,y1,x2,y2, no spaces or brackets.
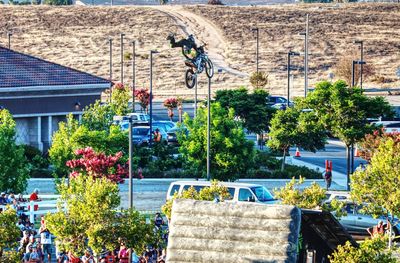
0,4,399,99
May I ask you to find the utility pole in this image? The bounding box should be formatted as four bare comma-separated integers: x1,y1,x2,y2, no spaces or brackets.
109,38,113,102
251,28,259,73
7,32,12,49
132,41,136,113
287,51,300,107
120,33,125,84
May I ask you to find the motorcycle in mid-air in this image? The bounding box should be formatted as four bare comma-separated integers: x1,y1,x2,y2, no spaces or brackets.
183,44,214,89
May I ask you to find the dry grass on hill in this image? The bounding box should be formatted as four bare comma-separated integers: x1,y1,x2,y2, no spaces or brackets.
0,4,399,99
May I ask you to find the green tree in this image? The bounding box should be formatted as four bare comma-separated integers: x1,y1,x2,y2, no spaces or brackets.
0,207,21,261
297,80,393,187
329,238,396,263
81,100,115,132
215,87,275,136
267,108,326,171
45,176,121,255
110,83,131,116
179,103,255,181
351,138,400,247
43,0,72,4
49,115,80,177
49,117,128,177
0,109,29,193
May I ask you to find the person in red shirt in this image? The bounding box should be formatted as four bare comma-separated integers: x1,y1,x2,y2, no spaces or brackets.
29,189,42,201
29,189,41,212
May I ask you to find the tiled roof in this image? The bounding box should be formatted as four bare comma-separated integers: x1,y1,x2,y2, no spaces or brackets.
0,46,110,88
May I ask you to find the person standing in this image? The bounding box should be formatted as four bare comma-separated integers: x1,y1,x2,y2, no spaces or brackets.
367,220,386,237
40,226,52,263
118,242,129,263
324,170,332,190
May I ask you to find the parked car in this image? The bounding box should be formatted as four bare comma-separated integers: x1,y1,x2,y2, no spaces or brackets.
372,121,400,133
166,180,276,204
166,125,188,146
132,126,167,145
267,96,294,110
331,201,400,238
153,121,175,132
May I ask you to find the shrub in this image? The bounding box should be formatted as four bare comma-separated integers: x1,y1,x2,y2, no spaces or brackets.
334,51,375,86
249,71,268,89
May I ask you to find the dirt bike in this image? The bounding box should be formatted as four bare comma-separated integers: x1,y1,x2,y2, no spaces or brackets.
182,44,214,89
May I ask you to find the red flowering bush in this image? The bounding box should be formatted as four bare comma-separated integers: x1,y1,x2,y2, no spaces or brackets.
359,128,400,161
113,82,125,91
163,98,178,109
66,147,127,183
134,89,151,112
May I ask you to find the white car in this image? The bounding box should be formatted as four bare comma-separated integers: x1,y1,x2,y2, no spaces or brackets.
372,121,400,133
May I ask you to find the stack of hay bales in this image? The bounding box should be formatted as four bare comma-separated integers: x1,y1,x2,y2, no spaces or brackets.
167,199,301,263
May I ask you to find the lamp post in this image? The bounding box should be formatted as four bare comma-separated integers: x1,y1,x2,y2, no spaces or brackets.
128,116,133,209
149,50,159,147
120,33,125,84
207,76,211,181
287,51,300,107
299,16,309,98
194,79,198,118
352,60,366,87
353,40,364,90
7,32,12,49
132,41,136,113
109,38,113,102
251,28,259,73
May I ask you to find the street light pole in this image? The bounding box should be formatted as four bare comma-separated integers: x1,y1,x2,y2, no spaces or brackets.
109,38,113,102
149,50,159,147
287,51,300,107
194,78,198,119
251,28,259,73
352,60,366,87
7,32,12,49
353,40,364,90
120,33,125,84
207,76,211,181
128,116,133,209
132,41,136,113
305,14,309,97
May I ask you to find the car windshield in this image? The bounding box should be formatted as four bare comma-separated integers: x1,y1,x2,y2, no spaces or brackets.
133,128,149,136
250,186,274,202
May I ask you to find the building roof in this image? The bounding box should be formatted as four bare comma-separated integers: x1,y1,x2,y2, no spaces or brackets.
0,46,110,88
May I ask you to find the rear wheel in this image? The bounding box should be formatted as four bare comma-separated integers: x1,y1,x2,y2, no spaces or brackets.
185,69,197,89
204,58,214,78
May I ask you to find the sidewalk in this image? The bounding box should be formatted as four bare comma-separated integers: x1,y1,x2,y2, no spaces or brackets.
287,156,347,189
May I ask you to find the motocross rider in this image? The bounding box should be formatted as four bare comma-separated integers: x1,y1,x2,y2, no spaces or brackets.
167,33,202,69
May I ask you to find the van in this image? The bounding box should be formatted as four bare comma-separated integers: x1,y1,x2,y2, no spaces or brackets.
166,180,276,204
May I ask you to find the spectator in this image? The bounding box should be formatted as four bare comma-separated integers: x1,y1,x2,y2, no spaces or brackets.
29,246,41,263
40,226,52,263
7,193,15,203
17,193,27,203
18,230,30,252
81,250,95,263
30,188,42,202
118,242,129,263
23,245,33,263
0,192,6,205
68,251,81,263
154,213,164,228
104,251,116,263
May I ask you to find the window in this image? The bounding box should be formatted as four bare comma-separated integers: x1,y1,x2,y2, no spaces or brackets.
250,186,274,202
238,189,254,202
226,188,235,200
169,185,180,197
345,204,355,214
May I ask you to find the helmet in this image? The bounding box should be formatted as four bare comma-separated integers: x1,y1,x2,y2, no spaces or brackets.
187,34,195,43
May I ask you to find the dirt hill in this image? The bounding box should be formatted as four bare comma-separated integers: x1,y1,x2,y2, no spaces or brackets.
0,4,399,99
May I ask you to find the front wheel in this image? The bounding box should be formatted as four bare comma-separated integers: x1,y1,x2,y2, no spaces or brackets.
185,69,197,89
204,58,214,79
